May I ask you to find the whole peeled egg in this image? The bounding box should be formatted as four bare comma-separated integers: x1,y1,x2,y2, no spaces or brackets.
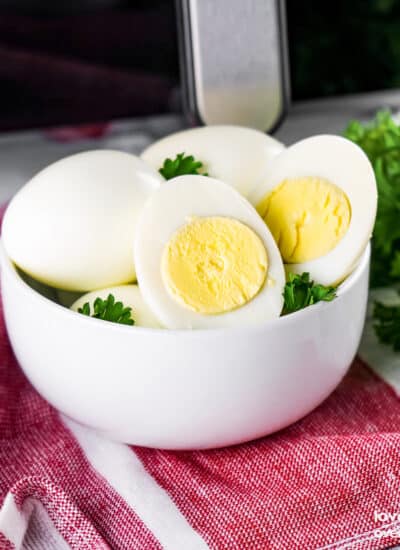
2,150,163,291
141,125,285,200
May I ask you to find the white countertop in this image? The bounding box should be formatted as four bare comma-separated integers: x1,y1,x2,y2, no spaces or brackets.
0,88,399,204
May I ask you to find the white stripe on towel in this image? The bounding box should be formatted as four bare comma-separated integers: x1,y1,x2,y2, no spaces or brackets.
0,492,27,548
0,493,69,550
62,416,209,550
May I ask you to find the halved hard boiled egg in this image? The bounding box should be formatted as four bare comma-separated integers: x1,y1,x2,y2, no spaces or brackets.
71,285,161,328
134,175,285,329
250,135,377,286
2,150,163,291
141,125,284,199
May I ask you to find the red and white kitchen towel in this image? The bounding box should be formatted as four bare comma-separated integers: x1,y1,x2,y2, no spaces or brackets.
0,293,400,550
0,121,400,548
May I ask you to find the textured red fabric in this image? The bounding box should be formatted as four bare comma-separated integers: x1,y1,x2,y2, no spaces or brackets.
0,303,162,550
2,313,400,549
135,362,400,550
0,532,13,550
1,213,400,549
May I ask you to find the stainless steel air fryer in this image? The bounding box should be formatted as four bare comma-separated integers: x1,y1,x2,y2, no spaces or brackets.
176,0,290,132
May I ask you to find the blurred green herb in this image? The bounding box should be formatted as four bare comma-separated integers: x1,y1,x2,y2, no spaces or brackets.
78,294,135,326
344,110,400,348
283,272,336,314
373,297,400,351
344,110,400,287
159,152,207,180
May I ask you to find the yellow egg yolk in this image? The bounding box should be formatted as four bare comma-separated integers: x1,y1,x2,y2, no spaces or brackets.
161,217,268,315
257,177,351,263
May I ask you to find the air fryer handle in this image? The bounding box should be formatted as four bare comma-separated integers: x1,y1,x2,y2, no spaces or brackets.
176,0,290,132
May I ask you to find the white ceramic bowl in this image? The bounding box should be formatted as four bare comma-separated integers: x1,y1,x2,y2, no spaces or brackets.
0,242,370,450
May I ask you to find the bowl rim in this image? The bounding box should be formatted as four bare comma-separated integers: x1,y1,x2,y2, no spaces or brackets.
0,239,370,337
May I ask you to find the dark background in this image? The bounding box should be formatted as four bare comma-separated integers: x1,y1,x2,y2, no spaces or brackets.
0,0,398,131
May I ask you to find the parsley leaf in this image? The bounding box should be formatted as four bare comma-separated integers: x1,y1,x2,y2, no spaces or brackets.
159,152,207,180
373,298,400,351
78,294,135,326
344,110,400,288
283,272,336,315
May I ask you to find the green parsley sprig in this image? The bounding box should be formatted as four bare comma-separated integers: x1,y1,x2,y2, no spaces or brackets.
78,294,135,326
344,110,400,288
283,272,337,315
344,111,400,348
159,152,207,180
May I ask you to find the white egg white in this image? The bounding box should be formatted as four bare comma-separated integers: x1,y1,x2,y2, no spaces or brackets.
134,175,285,329
71,285,161,328
141,125,284,200
250,135,378,285
2,150,163,291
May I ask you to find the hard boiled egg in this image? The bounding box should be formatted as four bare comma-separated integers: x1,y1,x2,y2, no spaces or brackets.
250,135,377,285
71,285,161,328
2,150,163,291
134,175,285,329
141,125,284,200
